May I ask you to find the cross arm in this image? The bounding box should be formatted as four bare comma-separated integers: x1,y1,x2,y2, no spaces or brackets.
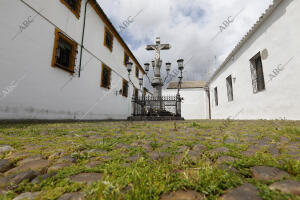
146,45,156,51
160,44,171,50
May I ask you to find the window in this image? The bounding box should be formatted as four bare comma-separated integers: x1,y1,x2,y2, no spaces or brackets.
250,52,265,93
122,79,128,97
135,66,139,78
52,28,77,73
60,0,81,19
104,27,113,51
101,64,111,89
124,52,129,66
226,75,234,102
214,87,218,106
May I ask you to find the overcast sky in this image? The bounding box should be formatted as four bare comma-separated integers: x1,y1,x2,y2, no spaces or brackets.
97,0,273,87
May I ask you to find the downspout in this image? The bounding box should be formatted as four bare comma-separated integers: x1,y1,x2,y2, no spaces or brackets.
205,86,211,120
78,0,91,77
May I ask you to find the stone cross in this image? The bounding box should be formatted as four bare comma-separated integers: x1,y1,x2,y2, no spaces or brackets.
146,37,171,97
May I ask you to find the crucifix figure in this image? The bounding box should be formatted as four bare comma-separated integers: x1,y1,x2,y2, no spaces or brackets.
146,37,171,98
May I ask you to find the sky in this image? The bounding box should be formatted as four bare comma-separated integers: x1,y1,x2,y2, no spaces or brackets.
96,0,273,88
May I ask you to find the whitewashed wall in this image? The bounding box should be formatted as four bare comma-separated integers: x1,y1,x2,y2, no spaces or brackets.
163,88,209,120
0,0,141,120
209,0,300,120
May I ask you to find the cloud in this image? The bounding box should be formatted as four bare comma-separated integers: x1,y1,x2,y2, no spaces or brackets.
97,0,273,89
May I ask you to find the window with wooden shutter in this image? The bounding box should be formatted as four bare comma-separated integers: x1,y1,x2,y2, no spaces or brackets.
226,75,233,102
250,52,265,93
101,64,111,89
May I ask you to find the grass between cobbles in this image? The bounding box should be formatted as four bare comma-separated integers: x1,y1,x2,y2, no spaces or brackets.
0,120,299,200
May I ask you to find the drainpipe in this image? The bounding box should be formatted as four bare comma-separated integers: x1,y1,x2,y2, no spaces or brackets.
205,86,211,120
78,0,91,77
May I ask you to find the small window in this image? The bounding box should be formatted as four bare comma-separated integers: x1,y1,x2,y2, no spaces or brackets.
122,79,128,97
135,66,139,78
104,27,113,51
226,75,234,102
60,0,81,19
101,64,111,89
250,52,265,93
124,52,129,66
214,87,218,106
52,28,77,73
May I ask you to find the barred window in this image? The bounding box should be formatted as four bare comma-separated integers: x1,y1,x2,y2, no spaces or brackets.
124,52,129,66
214,87,218,106
60,0,81,18
52,28,77,73
101,64,111,89
104,28,113,51
122,79,129,97
226,75,234,102
250,52,265,93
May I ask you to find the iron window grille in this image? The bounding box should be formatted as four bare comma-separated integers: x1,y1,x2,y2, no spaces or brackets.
60,0,81,19
214,87,218,106
104,27,113,52
52,28,77,74
250,52,265,93
226,75,234,102
122,79,129,97
101,64,111,89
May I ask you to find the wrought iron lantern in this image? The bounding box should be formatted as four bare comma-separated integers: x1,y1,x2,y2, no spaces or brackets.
144,63,150,73
177,59,184,71
151,60,155,71
127,62,133,73
166,62,171,72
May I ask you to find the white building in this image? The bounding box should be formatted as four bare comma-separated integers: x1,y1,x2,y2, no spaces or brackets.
0,0,145,120
163,81,209,120
208,0,300,120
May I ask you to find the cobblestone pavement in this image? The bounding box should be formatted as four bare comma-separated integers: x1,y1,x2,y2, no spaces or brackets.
0,120,299,200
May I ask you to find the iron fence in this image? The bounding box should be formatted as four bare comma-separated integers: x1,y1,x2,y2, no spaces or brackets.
131,95,181,117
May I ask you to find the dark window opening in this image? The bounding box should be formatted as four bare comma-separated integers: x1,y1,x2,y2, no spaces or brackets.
64,0,78,11
134,87,138,97
135,66,139,78
250,52,265,93
56,38,72,68
122,79,128,97
60,0,81,18
255,56,265,91
124,53,129,66
104,28,113,51
226,75,234,102
101,64,111,89
214,87,218,106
